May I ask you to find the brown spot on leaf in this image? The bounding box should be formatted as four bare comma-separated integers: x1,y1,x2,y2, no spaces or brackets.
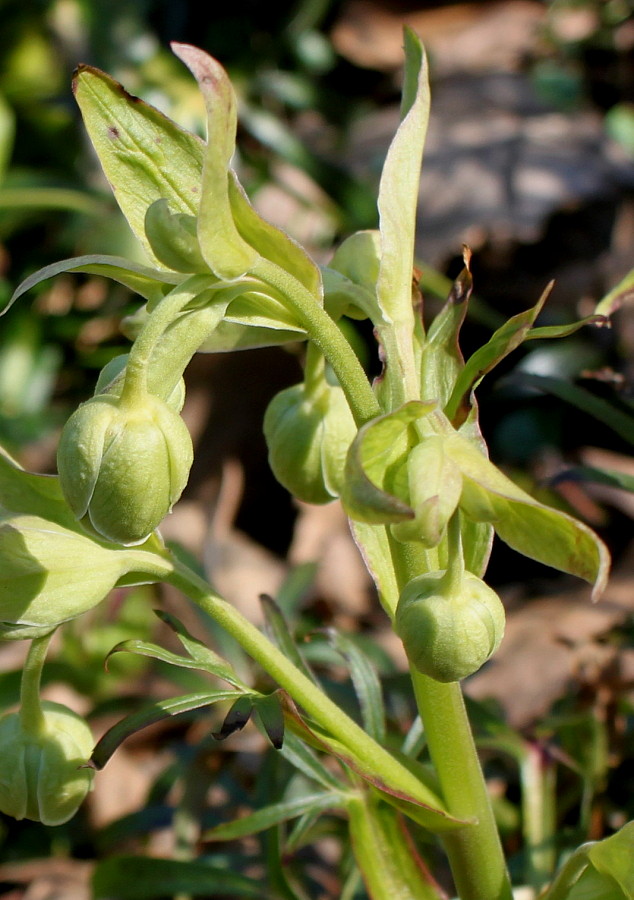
108,126,120,140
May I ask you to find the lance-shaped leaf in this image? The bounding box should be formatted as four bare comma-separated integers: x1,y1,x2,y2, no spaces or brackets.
172,43,257,279
73,65,204,265
341,400,436,524
445,282,553,424
375,28,430,326
545,822,634,900
91,690,245,769
595,266,634,318
254,692,285,749
329,632,386,743
445,434,610,600
203,791,342,842
154,609,246,687
212,695,254,741
4,255,183,315
420,250,472,407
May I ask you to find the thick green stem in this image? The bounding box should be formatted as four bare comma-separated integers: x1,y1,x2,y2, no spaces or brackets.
19,633,54,737
166,558,444,814
250,259,381,427
390,535,511,899
120,274,215,406
411,671,513,900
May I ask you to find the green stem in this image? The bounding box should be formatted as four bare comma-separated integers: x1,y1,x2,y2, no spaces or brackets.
411,671,512,900
120,274,214,406
251,258,381,427
19,633,54,737
392,536,512,899
165,558,444,814
521,742,557,891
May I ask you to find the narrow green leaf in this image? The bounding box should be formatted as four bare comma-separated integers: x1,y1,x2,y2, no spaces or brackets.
420,252,471,406
279,732,348,792
91,690,243,769
526,314,608,341
203,792,339,841
172,43,257,279
260,594,317,685
330,632,386,743
341,400,436,524
154,608,245,687
73,65,204,265
197,319,306,352
92,856,263,899
595,267,634,317
518,373,634,447
106,639,213,672
4,255,182,315
255,692,285,749
445,282,553,423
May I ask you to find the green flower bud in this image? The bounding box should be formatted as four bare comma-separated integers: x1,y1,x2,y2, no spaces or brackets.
57,393,193,545
264,379,356,504
144,199,208,273
395,570,505,682
0,701,94,825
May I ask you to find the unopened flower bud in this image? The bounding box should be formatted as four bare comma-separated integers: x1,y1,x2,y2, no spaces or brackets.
395,570,505,682
57,393,193,545
264,379,356,504
0,701,94,825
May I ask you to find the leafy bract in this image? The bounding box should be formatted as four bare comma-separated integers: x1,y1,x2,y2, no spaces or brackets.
447,434,610,600
172,43,257,279
595,266,634,318
376,28,430,326
445,282,553,423
73,65,204,266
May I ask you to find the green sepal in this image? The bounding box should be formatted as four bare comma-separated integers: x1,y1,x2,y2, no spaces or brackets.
324,229,383,322
171,43,257,279
341,400,436,524
72,64,204,266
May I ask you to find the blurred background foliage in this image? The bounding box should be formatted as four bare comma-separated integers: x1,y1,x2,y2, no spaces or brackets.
0,1,634,897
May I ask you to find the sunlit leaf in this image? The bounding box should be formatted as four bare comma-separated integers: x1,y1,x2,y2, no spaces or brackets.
203,792,341,841
73,65,204,265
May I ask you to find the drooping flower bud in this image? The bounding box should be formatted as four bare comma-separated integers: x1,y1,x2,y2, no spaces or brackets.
395,570,505,682
0,701,94,825
263,377,356,505
57,393,193,545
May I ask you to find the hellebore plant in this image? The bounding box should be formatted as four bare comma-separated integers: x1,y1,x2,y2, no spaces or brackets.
2,29,631,900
